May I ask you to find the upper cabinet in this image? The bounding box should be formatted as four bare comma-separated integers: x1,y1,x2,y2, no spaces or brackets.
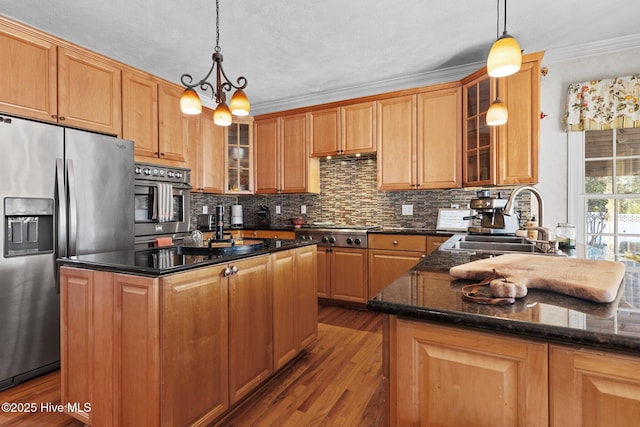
309,101,376,157
0,19,121,136
377,84,462,190
0,19,57,122
190,106,225,193
462,51,544,186
57,47,122,136
254,114,319,194
122,71,190,167
226,118,254,194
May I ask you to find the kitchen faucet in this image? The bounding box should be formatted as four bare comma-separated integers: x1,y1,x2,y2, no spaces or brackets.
503,186,555,251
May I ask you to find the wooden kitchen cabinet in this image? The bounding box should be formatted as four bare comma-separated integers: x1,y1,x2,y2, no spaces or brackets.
189,106,226,193
391,318,548,426
462,51,543,186
550,345,640,427
226,118,254,193
377,84,461,190
318,246,368,303
57,46,122,136
228,255,274,404
242,229,296,240
309,102,376,157
0,19,122,135
426,235,450,255
272,245,318,369
254,113,319,194
124,75,190,166
161,264,229,426
60,267,161,426
0,19,57,122
368,234,426,298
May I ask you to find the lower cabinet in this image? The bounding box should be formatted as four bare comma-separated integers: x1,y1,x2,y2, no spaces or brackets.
228,255,273,404
161,265,229,426
550,345,640,426
386,316,640,427
317,246,368,303
272,245,318,369
368,234,426,298
59,245,317,426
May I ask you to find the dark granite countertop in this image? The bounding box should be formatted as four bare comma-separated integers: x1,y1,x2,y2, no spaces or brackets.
58,239,316,277
368,248,640,355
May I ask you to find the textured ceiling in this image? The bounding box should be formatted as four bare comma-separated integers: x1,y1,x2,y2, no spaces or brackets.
2,1,640,115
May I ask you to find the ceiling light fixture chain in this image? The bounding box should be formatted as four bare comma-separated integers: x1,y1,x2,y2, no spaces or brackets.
179,0,250,126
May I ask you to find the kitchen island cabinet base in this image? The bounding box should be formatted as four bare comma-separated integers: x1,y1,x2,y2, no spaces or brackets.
59,244,317,426
383,315,640,426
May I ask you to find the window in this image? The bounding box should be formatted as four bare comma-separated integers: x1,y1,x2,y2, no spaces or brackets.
570,128,640,260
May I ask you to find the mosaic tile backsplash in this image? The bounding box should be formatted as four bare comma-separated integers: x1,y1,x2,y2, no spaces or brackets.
190,157,532,230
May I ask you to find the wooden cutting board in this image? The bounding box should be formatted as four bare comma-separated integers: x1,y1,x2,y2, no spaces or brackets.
449,254,626,303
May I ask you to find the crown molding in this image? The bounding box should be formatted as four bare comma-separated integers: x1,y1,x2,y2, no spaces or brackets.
247,34,640,116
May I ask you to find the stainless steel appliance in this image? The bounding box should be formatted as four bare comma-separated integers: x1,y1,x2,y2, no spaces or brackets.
134,162,191,248
295,225,376,248
466,192,519,234
0,114,134,390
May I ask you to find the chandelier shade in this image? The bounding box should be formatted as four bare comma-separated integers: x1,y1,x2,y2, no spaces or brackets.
486,98,508,126
179,0,249,126
487,34,522,78
180,88,203,115
487,0,522,78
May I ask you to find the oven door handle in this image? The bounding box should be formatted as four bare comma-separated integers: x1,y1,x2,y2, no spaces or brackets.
134,179,192,191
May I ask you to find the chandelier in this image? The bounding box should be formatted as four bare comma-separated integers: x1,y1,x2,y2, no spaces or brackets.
486,0,522,78
179,0,250,126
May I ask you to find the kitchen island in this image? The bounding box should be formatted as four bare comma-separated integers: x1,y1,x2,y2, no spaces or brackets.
58,239,317,426
368,246,640,426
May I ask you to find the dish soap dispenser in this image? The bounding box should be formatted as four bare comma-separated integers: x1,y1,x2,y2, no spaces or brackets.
527,216,538,240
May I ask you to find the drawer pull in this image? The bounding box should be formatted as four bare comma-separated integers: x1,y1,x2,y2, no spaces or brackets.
392,240,398,245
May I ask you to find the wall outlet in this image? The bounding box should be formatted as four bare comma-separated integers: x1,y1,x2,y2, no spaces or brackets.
202,206,209,214
301,205,307,214
450,203,460,209
401,204,413,215
275,205,281,214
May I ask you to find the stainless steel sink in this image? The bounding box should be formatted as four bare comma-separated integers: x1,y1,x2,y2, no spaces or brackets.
440,234,560,255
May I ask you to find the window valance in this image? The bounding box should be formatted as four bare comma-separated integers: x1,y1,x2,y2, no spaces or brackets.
565,74,640,131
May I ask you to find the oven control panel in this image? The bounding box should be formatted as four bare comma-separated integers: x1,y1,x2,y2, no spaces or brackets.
134,162,190,183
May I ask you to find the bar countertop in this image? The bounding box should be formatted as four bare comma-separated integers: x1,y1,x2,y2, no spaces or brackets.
58,239,316,277
367,247,640,355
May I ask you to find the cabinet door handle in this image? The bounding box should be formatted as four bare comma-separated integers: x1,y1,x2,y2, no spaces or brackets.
224,267,232,277
231,265,239,274
59,116,66,121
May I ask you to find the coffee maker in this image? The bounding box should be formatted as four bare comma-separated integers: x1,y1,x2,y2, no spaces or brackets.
467,190,519,234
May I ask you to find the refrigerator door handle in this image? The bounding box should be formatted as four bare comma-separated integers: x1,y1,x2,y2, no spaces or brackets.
67,159,78,256
56,158,67,257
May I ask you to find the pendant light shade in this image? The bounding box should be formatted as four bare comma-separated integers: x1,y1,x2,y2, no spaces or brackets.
486,98,508,126
180,88,203,115
487,34,522,78
229,89,250,116
487,0,522,78
213,102,233,126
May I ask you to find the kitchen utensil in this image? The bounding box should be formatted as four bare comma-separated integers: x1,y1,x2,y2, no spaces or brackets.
290,217,306,228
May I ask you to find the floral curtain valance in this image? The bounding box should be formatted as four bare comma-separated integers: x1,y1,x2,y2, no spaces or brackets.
565,74,640,131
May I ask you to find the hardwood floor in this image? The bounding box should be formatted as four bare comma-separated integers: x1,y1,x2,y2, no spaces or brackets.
0,304,384,427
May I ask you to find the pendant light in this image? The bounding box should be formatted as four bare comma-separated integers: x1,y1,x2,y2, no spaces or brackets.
179,0,250,126
486,98,508,126
487,0,522,78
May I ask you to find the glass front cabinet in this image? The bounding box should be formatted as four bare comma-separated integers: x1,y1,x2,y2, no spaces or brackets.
226,117,254,194
462,51,543,187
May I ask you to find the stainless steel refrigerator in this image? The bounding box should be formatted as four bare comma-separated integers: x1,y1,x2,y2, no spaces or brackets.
0,114,134,390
